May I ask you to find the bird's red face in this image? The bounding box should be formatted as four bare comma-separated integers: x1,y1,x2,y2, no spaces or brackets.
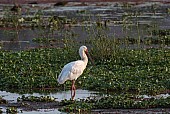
84,49,94,65
84,49,88,55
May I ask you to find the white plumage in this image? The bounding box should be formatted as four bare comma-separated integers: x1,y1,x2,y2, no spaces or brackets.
57,46,90,100
57,60,87,84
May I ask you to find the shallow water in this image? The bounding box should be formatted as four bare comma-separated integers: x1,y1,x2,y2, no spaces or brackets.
0,89,97,113
139,93,170,99
0,2,169,50
0,107,64,114
0,89,97,102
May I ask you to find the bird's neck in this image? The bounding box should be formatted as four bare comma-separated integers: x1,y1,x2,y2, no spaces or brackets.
81,52,88,65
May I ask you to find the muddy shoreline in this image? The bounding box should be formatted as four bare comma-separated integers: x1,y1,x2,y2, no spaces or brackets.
1,101,170,113
1,89,170,113
0,1,170,50
0,0,170,4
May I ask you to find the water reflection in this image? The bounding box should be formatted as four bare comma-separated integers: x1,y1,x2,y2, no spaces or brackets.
0,89,97,113
0,107,65,114
0,89,97,102
0,2,169,50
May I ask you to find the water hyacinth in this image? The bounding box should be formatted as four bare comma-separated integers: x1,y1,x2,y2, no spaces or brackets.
58,94,170,113
0,47,169,96
17,95,57,102
0,2,169,113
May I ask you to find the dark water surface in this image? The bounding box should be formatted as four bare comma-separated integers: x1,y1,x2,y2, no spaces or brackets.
0,2,169,50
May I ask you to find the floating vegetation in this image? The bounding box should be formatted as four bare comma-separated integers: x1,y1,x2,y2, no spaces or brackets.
32,37,56,44
0,47,169,95
17,95,56,102
144,36,170,45
0,2,169,51
59,99,93,113
0,96,7,104
6,107,18,113
152,29,170,36
59,95,170,113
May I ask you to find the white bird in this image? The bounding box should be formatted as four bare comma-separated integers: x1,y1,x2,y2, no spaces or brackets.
57,45,93,100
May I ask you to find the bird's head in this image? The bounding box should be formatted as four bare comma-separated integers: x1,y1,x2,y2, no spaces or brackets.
79,45,87,55
79,45,94,65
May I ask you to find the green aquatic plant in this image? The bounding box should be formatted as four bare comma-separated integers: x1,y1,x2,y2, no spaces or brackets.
59,98,94,113
80,49,170,95
58,95,170,113
0,96,7,104
32,37,57,44
2,6,22,28
17,95,56,102
6,107,17,113
0,48,78,90
0,48,169,95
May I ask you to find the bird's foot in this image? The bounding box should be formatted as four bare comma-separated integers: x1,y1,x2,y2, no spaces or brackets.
71,96,74,101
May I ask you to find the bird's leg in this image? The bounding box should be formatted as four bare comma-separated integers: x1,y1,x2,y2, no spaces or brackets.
71,80,73,100
71,80,76,100
73,80,76,99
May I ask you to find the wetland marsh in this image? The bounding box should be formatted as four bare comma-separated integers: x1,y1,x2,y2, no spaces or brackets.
0,1,170,113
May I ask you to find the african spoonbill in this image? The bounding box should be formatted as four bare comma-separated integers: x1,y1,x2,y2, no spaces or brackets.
57,46,93,100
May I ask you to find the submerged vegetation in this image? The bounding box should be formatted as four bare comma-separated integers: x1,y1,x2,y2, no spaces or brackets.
0,2,170,113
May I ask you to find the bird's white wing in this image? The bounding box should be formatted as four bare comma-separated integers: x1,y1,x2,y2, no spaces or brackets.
70,60,85,78
57,60,85,84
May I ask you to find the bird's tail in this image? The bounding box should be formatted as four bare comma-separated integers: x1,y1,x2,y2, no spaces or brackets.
57,77,65,84
57,72,68,84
